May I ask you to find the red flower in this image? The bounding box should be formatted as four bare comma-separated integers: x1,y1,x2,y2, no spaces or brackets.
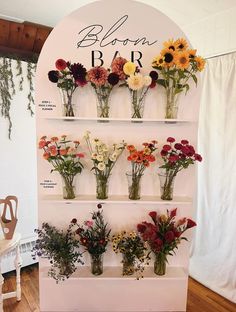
181,139,189,145
170,208,177,218
169,155,179,163
164,231,175,243
137,223,146,233
55,59,67,71
161,150,168,156
194,153,202,162
38,140,46,149
76,228,83,235
149,211,157,222
149,80,156,88
167,137,175,143
174,143,182,150
162,144,171,152
186,219,197,229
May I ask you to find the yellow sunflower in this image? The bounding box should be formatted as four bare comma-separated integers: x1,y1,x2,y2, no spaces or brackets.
152,55,165,68
188,49,197,59
163,38,177,51
195,56,206,71
160,48,176,67
175,51,190,70
175,38,188,51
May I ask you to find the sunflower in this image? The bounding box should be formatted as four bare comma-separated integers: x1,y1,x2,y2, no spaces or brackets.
175,38,188,51
195,56,206,71
175,51,190,70
160,48,176,67
163,38,177,51
188,49,197,59
152,55,165,68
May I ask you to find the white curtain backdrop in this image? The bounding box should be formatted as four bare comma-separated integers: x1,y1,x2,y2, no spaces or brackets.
190,52,236,303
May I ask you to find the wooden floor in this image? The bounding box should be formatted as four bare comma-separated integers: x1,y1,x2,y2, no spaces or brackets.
2,264,236,312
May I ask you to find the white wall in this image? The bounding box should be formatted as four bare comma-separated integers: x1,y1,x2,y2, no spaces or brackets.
0,59,37,241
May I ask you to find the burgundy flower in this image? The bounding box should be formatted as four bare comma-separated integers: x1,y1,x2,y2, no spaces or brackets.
97,203,102,209
76,78,87,87
48,70,59,83
181,139,189,145
108,72,119,86
76,228,83,235
137,223,146,233
162,144,171,152
173,229,181,238
149,211,157,222
70,63,87,80
55,59,67,71
149,70,158,81
169,154,179,163
174,143,182,150
161,150,168,157
170,208,177,218
164,231,175,243
167,137,175,143
186,219,197,229
181,146,190,155
71,218,77,224
152,238,163,251
194,153,202,162
149,80,156,88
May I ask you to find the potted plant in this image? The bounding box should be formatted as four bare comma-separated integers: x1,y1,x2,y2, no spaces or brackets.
32,222,83,283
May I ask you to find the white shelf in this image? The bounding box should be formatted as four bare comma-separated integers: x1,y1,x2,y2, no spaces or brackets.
41,265,187,280
42,116,194,123
41,194,192,205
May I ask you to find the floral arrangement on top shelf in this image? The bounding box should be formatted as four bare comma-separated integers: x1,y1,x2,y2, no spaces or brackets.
158,137,202,200
112,230,151,279
137,208,196,276
87,58,123,119
38,135,85,199
32,222,84,283
48,59,87,117
84,131,126,199
72,204,111,275
152,38,206,119
119,59,158,119
126,141,157,200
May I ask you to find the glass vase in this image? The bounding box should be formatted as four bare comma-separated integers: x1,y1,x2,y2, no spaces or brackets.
122,254,135,276
165,89,180,119
158,170,176,200
154,253,167,276
94,86,112,120
59,88,75,117
130,88,148,120
126,172,142,200
90,253,103,276
95,174,109,199
61,175,76,199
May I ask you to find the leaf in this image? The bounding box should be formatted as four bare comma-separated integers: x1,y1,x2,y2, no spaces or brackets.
157,79,167,88
192,75,198,86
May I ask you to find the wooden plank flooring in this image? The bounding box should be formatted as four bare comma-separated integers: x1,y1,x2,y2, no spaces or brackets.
2,264,236,312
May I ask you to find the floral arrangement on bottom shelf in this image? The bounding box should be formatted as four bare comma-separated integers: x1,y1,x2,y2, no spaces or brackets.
33,205,196,282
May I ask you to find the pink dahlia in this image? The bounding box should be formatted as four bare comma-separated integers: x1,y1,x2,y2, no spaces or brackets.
111,57,127,80
88,66,108,86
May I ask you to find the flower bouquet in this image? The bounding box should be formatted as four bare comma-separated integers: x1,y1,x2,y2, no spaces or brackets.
73,204,111,275
48,59,87,117
137,208,196,275
84,131,126,199
32,222,83,283
126,141,157,200
38,135,84,199
121,60,158,119
158,137,202,200
152,38,206,119
112,230,150,278
87,64,120,119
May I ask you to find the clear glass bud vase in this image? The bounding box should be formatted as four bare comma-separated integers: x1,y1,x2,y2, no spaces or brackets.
158,170,176,200
126,172,142,200
154,253,167,276
90,253,103,276
122,254,135,276
59,88,76,117
61,175,76,199
95,174,109,199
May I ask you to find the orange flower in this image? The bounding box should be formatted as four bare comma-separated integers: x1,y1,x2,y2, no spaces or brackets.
175,38,188,51
175,51,190,70
160,48,176,67
51,137,59,142
60,149,68,156
195,56,206,71
43,152,50,160
163,38,177,51
143,161,150,167
130,152,139,162
38,140,46,149
188,49,197,59
127,145,135,152
40,136,47,140
73,140,80,144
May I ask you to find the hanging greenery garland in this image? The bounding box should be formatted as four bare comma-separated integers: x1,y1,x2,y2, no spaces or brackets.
0,57,36,139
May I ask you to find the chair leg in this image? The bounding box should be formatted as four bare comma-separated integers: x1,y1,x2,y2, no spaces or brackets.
14,244,22,301
0,260,4,312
